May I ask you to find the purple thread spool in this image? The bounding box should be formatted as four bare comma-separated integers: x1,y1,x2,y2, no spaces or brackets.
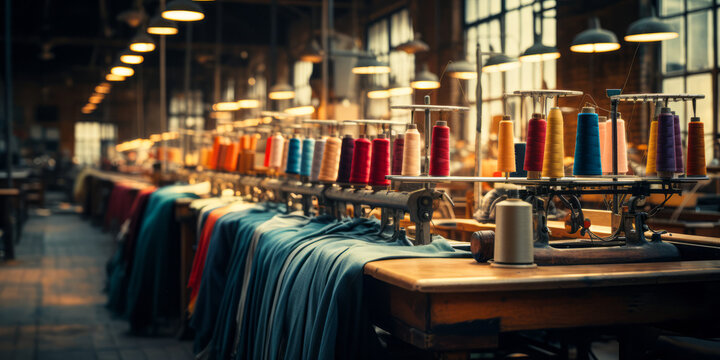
336,134,355,183
673,113,683,173
656,109,676,177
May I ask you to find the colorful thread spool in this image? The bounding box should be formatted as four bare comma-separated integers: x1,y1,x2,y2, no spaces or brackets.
497,115,516,176
300,138,315,177
646,116,658,176
310,138,326,181
369,134,391,186
391,134,405,175
210,136,221,170
602,113,629,174
318,136,341,182
269,133,285,169
686,117,707,176
510,143,527,177
524,113,547,179
429,120,450,177
280,137,290,174
656,108,676,178
285,136,302,175
246,134,257,173
224,141,239,172
491,194,535,268
336,135,355,183
542,107,565,178
598,116,607,173
402,124,421,176
349,135,372,185
263,136,272,168
572,107,602,176
673,112,683,174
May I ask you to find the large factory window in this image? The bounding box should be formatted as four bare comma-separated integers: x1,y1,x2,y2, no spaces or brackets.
464,0,557,145
294,61,314,106
74,122,116,166
660,0,717,162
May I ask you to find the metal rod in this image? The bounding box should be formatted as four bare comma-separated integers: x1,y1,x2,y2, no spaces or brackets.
4,0,13,187
320,0,329,120
611,98,619,214
160,30,167,172
474,40,483,214
423,95,431,176
183,23,193,167
137,66,143,139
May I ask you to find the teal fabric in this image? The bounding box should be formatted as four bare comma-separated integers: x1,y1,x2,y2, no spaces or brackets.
124,185,199,332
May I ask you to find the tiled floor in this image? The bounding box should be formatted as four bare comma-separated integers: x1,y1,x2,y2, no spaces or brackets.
0,201,194,360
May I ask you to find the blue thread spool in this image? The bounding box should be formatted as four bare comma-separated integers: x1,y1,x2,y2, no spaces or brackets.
573,107,602,176
285,136,302,174
510,142,527,177
300,138,315,177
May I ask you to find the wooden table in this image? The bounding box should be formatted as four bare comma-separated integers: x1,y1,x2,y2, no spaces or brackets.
364,258,720,353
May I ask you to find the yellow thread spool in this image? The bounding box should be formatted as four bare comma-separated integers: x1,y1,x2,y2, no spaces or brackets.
646,118,658,176
542,107,565,178
497,115,516,176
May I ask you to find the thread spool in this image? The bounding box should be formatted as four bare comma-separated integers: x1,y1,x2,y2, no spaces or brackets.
656,108,676,178
497,115,516,176
349,135,372,185
247,134,258,172
429,120,450,176
217,143,228,172
237,136,247,173
310,138,326,181
210,136,221,170
263,135,273,168
269,133,285,169
318,136,341,182
300,137,315,177
573,107,602,176
646,116,658,176
392,134,405,175
598,116,607,173
280,137,290,174
686,117,707,176
673,112,683,174
369,134,391,186
524,113,546,179
402,124,422,176
510,143,527,177
285,136,302,175
336,135,355,183
542,107,565,178
225,142,239,172
491,194,535,268
602,113,629,174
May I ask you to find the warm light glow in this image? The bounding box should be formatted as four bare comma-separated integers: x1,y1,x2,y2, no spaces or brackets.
262,116,273,124
106,74,126,81
352,65,391,75
89,94,104,104
212,101,242,111
268,90,296,100
389,86,413,96
82,108,93,114
237,99,261,108
410,80,440,90
367,89,390,99
519,52,561,62
284,105,315,116
95,84,111,94
150,134,162,142
130,42,156,52
162,131,179,140
111,65,135,77
449,71,477,80
482,61,520,73
300,54,323,63
120,54,144,64
148,26,178,35
624,32,678,42
570,42,621,53
84,103,97,111
162,10,205,21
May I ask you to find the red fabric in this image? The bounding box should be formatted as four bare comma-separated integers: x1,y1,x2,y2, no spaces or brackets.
123,186,156,269
187,205,235,302
104,182,142,230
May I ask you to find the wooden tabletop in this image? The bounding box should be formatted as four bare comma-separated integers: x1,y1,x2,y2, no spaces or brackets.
364,258,720,293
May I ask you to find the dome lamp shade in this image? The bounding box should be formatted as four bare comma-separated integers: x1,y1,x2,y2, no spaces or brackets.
570,17,621,53
162,0,205,22
147,16,179,35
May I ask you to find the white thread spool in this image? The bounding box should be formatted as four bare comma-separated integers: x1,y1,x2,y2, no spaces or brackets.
310,138,326,181
491,194,536,268
401,124,421,176
269,133,285,169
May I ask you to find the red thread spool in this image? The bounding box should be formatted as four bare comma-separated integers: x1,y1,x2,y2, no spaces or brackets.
209,136,221,170
391,134,405,175
369,134,391,186
217,143,228,172
263,136,273,168
686,117,707,176
429,121,450,176
524,113,546,177
349,135,372,184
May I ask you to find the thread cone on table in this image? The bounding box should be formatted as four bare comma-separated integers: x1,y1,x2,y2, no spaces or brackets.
524,113,546,179
686,117,707,176
285,136,302,175
646,117,658,176
497,115,516,175
542,107,565,178
598,116,607,173
402,124,422,176
572,107,602,176
391,134,405,175
492,196,535,268
310,138,326,181
673,113,684,174
336,135,355,183
349,136,372,184
601,113,629,174
656,109,677,177
369,134,391,186
318,136,342,182
429,121,451,176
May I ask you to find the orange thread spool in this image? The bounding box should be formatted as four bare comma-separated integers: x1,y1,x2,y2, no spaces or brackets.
497,116,516,175
686,117,707,176
646,117,658,176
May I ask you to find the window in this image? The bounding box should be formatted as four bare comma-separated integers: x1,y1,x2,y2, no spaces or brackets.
74,122,116,166
464,0,557,144
293,61,314,106
660,0,716,163
366,8,415,123
169,90,204,132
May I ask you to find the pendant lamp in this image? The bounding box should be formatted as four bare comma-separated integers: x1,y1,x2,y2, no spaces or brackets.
447,59,477,79
95,83,111,94
147,16,179,35
482,53,520,72
237,98,261,109
162,0,205,22
367,85,390,99
352,56,391,75
268,83,296,100
106,74,126,82
129,34,156,52
411,63,440,90
570,17,620,53
388,77,413,96
299,40,323,63
120,50,144,64
394,33,429,54
285,105,315,116
625,10,678,42
212,101,242,111
519,34,561,62
111,63,135,77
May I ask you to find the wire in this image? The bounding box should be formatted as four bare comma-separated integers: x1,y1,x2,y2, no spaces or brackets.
620,43,640,94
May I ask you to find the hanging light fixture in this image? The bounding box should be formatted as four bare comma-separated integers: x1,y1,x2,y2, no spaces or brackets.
111,63,135,77
84,103,97,111
129,33,156,52
268,83,296,100
446,59,477,79
570,17,620,53
120,50,144,64
89,94,104,104
388,77,413,96
95,83,111,94
410,63,440,90
147,16,179,35
299,40,323,63
237,98,261,109
352,56,391,75
625,10,678,42
162,0,205,22
482,53,520,72
106,73,126,81
394,33,429,54
285,105,315,116
367,85,390,99
519,34,561,62
212,101,242,111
